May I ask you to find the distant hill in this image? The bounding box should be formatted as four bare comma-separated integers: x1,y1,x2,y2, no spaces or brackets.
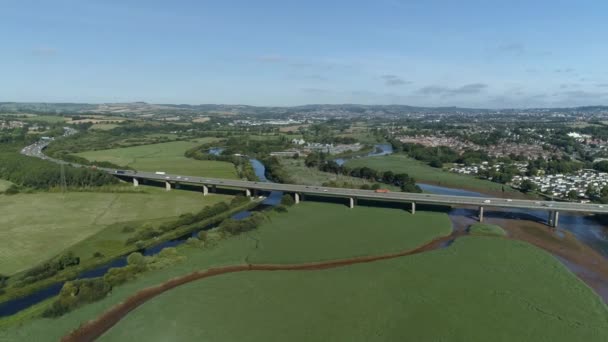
0,102,607,117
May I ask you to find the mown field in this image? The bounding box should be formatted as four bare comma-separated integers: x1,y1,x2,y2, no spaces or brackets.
346,154,518,193
0,188,228,275
0,203,452,340
98,236,608,342
74,140,238,179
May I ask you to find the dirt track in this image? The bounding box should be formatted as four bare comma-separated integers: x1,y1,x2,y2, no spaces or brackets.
60,235,452,342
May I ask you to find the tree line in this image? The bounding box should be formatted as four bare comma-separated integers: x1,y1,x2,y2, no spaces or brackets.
304,152,420,192
0,144,117,191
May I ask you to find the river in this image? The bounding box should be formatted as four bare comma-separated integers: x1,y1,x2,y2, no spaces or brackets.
0,153,277,318
3,144,608,316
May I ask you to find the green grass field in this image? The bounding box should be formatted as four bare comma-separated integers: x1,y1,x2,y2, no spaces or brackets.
22,115,68,123
346,153,518,193
74,140,238,179
0,178,13,192
469,223,507,237
99,236,608,342
0,204,452,340
248,202,451,263
281,158,400,190
0,188,228,275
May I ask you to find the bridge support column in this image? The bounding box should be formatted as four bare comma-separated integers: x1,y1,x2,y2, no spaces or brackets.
245,189,252,197
202,185,208,196
132,178,139,187
411,202,416,214
349,197,356,209
478,206,484,222
548,211,560,228
165,181,171,191
294,193,300,204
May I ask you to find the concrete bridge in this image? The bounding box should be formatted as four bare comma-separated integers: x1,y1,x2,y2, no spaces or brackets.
117,170,608,228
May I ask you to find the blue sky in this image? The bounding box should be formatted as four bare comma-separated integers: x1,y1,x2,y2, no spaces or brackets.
1,0,608,108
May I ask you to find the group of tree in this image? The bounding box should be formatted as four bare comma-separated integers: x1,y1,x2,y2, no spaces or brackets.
125,196,248,245
0,145,118,190
43,247,181,318
261,156,294,183
305,152,420,192
13,252,80,287
218,212,268,235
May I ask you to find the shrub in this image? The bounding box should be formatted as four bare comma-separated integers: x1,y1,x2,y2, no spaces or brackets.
4,184,20,195
127,252,144,266
281,194,295,206
197,231,208,241
93,252,104,258
0,274,7,288
186,237,200,246
42,278,112,317
121,225,136,233
103,265,140,287
273,205,288,213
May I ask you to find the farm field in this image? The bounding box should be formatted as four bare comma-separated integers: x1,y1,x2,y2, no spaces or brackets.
0,203,452,340
99,236,608,342
89,123,120,131
74,140,238,179
0,188,228,275
22,115,68,123
346,153,519,193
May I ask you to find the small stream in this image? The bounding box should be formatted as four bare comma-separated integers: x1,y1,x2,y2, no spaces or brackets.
3,144,608,317
0,153,278,318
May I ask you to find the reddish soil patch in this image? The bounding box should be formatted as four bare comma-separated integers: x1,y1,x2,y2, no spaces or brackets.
487,216,608,303
61,235,454,342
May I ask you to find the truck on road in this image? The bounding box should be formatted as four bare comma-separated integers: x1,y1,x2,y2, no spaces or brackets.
155,171,166,175
374,189,390,193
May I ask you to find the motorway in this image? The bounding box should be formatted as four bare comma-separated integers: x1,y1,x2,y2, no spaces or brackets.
20,135,608,216
126,170,608,214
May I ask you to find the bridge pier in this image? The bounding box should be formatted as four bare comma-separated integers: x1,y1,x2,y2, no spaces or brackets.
245,189,252,197
294,193,300,204
132,178,139,187
349,197,356,209
548,211,560,228
165,181,171,191
202,185,208,196
478,206,484,222
411,202,416,214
